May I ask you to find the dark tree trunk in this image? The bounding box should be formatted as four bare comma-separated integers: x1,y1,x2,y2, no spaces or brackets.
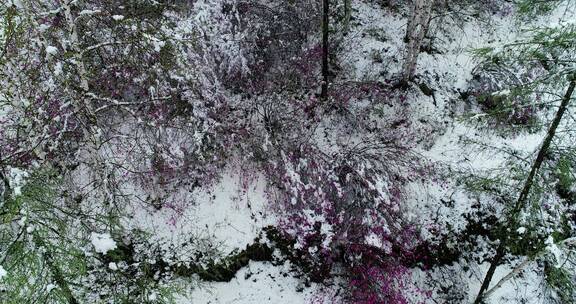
343,0,351,33
321,0,329,100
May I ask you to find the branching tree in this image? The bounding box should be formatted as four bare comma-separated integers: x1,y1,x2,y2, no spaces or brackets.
475,73,576,304
471,20,576,304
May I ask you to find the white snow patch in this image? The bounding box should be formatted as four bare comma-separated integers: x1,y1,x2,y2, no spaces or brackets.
153,40,166,52
46,283,56,292
45,46,58,56
180,261,319,304
17,216,26,227
9,167,29,197
365,232,383,248
38,24,50,32
90,232,117,254
0,265,6,280
545,236,564,267
79,9,101,16
54,62,63,76
128,169,274,255
149,292,158,300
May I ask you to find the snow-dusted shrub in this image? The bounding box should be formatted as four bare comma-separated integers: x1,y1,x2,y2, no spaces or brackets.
194,64,430,300
329,81,393,110
430,0,515,25
544,259,576,303
0,3,233,301
257,134,426,302
0,0,233,210
191,0,320,95
0,94,82,168
237,1,319,93
554,155,576,201
0,9,85,168
465,60,546,127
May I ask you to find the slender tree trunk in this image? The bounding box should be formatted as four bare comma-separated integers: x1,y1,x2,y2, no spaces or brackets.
0,168,9,204
343,0,351,33
321,0,329,100
482,238,576,300
474,75,576,304
63,2,89,94
402,0,432,83
62,1,96,122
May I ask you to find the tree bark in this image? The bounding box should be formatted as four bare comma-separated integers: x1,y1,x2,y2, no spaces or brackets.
0,168,9,204
474,75,576,304
402,0,432,83
62,2,89,94
343,0,351,33
321,0,329,100
62,0,97,124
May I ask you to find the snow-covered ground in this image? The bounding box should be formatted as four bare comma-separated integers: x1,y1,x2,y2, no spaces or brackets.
180,261,321,304
129,169,274,256
149,2,574,303
2,1,574,303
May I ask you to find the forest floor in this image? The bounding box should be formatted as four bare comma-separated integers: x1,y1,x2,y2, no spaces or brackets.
126,2,575,304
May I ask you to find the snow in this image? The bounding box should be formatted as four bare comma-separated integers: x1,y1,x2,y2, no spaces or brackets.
180,261,319,304
54,62,63,76
90,233,117,254
152,40,166,52
471,261,543,304
150,292,158,300
17,216,26,227
8,167,28,197
9,0,23,9
38,24,50,32
45,46,58,56
79,9,101,16
2,1,574,303
0,265,6,280
364,232,384,248
128,169,274,256
545,236,564,268
46,283,56,292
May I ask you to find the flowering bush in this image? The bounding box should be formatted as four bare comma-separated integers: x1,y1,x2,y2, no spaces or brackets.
253,129,426,302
